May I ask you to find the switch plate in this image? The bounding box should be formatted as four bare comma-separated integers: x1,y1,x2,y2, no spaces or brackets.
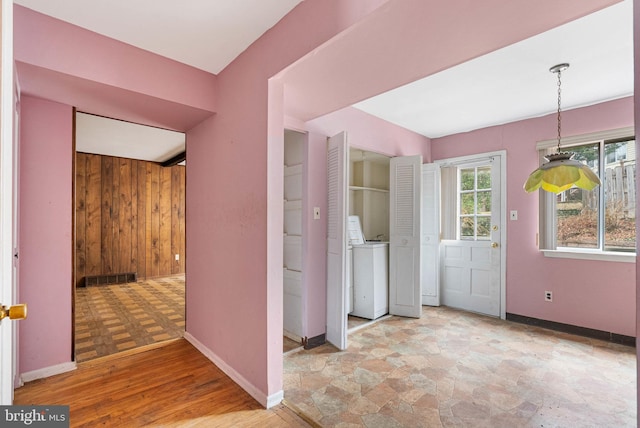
175,254,180,261
313,207,321,220
510,210,518,221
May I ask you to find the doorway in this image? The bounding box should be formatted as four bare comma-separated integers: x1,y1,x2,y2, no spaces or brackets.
73,113,187,361
429,151,507,318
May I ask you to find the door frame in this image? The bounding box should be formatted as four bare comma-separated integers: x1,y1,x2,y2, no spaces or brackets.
435,150,507,319
0,0,16,403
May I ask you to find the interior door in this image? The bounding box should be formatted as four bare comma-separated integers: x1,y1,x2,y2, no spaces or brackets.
440,155,502,317
421,163,440,306
326,132,348,350
0,0,16,403
389,155,422,318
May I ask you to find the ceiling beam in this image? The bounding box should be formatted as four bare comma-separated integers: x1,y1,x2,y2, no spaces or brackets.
160,151,186,167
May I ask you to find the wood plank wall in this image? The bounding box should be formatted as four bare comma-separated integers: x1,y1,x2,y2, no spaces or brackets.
75,152,185,286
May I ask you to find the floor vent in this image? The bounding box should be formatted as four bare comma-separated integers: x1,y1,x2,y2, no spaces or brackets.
82,272,137,287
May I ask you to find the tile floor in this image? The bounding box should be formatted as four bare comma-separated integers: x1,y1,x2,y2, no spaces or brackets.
284,306,636,427
75,275,185,362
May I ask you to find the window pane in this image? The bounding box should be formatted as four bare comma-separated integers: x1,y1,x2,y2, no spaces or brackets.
460,217,474,238
477,166,491,189
460,193,474,215
556,143,599,249
556,188,599,249
460,169,474,191
604,139,636,252
477,216,490,239
477,191,491,214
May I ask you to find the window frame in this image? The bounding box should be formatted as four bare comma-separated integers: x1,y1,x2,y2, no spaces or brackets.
537,126,636,263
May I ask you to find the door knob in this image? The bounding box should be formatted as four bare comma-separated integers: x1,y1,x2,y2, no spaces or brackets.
0,304,27,321
491,242,499,248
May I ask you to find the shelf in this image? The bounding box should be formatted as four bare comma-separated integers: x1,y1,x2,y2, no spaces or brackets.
349,186,389,193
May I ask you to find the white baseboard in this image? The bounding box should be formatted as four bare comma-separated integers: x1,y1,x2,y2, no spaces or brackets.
20,361,77,384
184,332,283,409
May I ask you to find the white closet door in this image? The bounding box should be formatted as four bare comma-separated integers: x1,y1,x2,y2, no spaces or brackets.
389,155,422,318
326,132,348,350
421,163,440,306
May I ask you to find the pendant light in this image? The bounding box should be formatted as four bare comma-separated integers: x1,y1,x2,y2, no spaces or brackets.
523,63,601,194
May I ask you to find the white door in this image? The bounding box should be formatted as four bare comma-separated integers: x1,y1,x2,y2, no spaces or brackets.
0,0,16,404
388,155,422,318
421,164,440,306
440,154,504,317
326,132,348,350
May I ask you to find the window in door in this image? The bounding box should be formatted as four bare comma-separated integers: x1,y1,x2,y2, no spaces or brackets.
459,165,492,240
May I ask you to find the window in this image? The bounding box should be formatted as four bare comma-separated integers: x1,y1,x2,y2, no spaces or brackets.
459,165,492,240
538,127,636,260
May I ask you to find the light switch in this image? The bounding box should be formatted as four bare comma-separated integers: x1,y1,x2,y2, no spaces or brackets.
175,254,180,261
510,210,518,221
313,207,321,220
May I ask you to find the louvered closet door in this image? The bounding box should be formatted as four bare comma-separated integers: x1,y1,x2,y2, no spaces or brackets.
326,132,348,350
389,155,422,318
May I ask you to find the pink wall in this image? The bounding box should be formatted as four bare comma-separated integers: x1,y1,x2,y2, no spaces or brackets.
306,107,431,160
18,95,73,373
432,96,635,336
14,5,217,132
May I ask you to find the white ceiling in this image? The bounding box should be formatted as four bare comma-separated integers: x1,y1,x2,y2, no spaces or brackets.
76,113,186,163
14,0,304,75
15,0,634,158
355,0,633,138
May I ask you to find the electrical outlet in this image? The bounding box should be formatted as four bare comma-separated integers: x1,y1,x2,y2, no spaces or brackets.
545,291,552,302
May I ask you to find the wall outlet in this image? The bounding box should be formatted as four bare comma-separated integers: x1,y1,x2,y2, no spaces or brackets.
175,254,180,261
544,291,552,302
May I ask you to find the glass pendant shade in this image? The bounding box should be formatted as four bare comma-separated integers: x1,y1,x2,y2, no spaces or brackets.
524,63,600,194
524,151,601,194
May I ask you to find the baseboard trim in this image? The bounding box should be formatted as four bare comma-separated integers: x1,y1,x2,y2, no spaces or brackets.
506,313,635,346
303,333,325,350
20,361,77,384
184,332,283,409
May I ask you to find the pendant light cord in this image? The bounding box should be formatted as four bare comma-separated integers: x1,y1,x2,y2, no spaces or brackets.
556,68,562,153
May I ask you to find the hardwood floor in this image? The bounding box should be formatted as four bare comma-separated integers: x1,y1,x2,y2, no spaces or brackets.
14,339,312,427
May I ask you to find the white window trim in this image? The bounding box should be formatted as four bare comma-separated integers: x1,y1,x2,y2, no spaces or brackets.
537,126,636,262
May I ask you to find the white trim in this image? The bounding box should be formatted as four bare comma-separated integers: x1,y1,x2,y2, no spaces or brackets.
20,362,77,384
536,126,634,150
184,332,283,409
435,150,507,320
543,249,635,263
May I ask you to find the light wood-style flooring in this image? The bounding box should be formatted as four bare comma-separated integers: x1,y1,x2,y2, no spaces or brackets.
15,339,312,427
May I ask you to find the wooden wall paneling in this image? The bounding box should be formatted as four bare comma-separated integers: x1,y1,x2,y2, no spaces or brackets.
179,166,186,273
130,161,138,275
101,157,113,274
137,160,147,279
75,153,185,284
159,166,172,276
171,167,180,274
86,154,102,279
150,163,160,277
75,153,87,287
111,157,121,273
118,158,132,275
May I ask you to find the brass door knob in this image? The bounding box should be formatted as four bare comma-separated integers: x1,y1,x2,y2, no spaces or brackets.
491,242,499,248
0,304,27,321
